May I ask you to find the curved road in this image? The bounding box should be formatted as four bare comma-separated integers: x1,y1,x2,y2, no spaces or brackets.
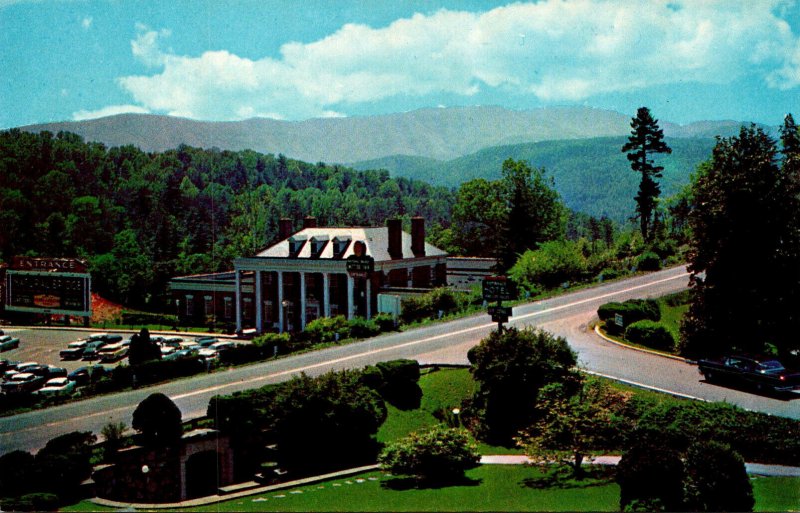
2,266,797,453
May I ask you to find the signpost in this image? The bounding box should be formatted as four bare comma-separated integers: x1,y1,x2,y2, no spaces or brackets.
346,240,374,279
483,276,513,332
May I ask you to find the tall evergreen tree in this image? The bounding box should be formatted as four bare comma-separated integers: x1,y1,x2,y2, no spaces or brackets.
681,124,800,358
622,107,672,242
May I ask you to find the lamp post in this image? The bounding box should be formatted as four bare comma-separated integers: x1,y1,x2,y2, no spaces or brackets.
281,299,290,333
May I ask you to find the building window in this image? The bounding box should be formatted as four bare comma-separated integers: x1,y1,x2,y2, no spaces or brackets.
185,295,194,316
264,300,274,323
204,296,213,316
243,297,253,319
224,297,233,319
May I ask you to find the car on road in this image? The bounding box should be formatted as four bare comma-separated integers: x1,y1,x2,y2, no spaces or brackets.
35,377,75,397
698,355,800,393
195,336,219,347
0,335,20,352
67,365,109,386
1,372,45,394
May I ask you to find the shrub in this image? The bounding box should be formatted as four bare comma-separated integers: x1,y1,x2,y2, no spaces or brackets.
509,240,588,290
373,313,397,332
625,320,675,351
597,299,661,334
304,315,350,342
617,442,685,512
347,317,381,338
218,343,268,365
597,267,622,281
121,311,178,327
252,332,291,353
379,426,480,484
132,393,182,446
1,493,60,512
684,441,754,512
636,251,662,271
400,288,472,324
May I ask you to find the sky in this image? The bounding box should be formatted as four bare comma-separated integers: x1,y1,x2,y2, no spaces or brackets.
2,0,800,129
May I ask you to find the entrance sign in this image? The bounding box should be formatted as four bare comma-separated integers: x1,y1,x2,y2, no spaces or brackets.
482,276,513,301
347,241,374,278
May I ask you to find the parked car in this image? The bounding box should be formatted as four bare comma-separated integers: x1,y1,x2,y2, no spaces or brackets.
1,372,45,394
162,336,184,348
209,341,236,353
698,355,800,393
35,377,75,397
0,359,13,373
60,339,88,360
0,335,20,352
195,336,219,347
98,342,128,362
163,347,200,361
68,365,108,386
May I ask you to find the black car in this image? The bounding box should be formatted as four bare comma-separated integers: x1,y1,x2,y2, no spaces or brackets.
698,355,800,393
67,365,109,386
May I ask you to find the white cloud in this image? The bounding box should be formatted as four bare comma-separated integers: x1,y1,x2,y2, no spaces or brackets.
72,104,151,120
81,16,92,29
111,1,800,121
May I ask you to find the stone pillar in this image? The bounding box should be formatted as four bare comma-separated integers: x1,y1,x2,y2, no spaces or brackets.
255,270,263,333
347,273,354,320
323,272,331,318
300,272,307,330
277,271,285,333
235,270,242,332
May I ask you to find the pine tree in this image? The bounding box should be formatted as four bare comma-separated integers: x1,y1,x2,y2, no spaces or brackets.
622,107,672,242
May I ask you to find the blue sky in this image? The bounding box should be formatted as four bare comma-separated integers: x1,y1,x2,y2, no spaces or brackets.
2,0,800,129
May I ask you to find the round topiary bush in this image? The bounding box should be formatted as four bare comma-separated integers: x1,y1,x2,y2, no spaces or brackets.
625,320,675,351
636,251,662,271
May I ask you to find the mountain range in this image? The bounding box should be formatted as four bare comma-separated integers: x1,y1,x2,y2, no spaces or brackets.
18,106,759,222
19,106,748,164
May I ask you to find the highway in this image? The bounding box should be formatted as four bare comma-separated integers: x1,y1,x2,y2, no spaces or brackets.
1,265,797,453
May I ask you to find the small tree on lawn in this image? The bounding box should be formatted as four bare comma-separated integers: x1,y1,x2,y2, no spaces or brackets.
379,426,480,485
684,441,754,512
132,393,182,446
465,327,580,444
517,378,630,478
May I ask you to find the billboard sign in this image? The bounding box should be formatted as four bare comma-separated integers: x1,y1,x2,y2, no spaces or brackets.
5,270,91,317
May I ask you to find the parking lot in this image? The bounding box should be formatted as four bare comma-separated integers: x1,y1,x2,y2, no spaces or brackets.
0,327,230,374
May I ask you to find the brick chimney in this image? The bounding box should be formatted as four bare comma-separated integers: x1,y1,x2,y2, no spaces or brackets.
411,217,425,257
387,219,402,259
279,218,293,241
303,216,317,229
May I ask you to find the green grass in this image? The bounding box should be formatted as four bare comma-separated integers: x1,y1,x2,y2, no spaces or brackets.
752,476,800,512
656,295,689,342
60,473,800,512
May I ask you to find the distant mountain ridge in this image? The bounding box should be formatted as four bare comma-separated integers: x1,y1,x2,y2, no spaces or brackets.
17,106,752,165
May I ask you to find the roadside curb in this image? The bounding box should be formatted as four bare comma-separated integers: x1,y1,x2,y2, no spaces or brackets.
593,324,696,364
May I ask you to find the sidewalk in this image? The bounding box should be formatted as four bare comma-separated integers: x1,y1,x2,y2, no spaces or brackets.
480,455,800,477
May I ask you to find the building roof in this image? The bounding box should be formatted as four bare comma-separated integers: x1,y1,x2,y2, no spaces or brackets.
255,227,447,262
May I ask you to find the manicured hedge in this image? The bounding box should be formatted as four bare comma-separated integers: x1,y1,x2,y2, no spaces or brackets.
121,311,178,326
597,298,661,334
636,251,662,271
625,320,675,351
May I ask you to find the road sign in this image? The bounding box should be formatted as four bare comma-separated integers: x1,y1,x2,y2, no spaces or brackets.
482,276,513,301
487,306,512,317
614,313,624,327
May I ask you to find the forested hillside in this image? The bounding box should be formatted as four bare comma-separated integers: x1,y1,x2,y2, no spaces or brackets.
354,137,716,222
0,129,454,309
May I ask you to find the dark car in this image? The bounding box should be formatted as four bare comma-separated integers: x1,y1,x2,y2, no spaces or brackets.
0,335,20,352
1,373,45,394
67,365,109,386
698,355,800,393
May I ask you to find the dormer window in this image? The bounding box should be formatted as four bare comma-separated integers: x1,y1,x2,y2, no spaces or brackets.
288,235,307,257
310,235,329,257
332,235,351,258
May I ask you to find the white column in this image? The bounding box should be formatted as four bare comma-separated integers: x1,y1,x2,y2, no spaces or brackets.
235,270,242,332
255,270,263,333
277,271,285,333
347,273,354,320
366,278,372,320
300,272,307,330
323,272,331,318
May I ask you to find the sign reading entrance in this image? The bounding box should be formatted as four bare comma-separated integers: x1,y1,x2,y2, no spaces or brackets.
482,276,513,301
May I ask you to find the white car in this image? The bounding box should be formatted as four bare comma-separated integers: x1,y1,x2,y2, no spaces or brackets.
36,377,75,396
